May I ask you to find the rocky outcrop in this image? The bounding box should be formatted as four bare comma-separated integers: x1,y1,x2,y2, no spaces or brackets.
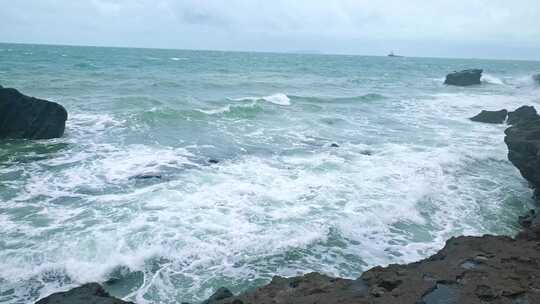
0,86,67,139
207,235,540,304
444,69,483,86
504,108,540,194
469,109,508,124
507,106,539,125
35,283,133,304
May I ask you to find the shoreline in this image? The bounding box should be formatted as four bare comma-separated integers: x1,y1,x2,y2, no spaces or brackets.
35,106,540,303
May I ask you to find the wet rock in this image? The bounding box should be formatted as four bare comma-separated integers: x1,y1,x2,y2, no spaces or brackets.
211,272,367,304
0,86,68,139
35,283,133,304
130,173,162,180
505,107,540,192
470,109,508,124
444,69,483,86
202,287,233,304
517,210,540,240
208,159,220,164
330,143,339,148
360,150,373,156
507,106,539,125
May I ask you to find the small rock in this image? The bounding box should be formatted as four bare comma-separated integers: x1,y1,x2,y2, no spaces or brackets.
202,287,233,304
130,173,162,180
469,109,508,124
444,69,483,86
330,143,339,148
208,159,219,164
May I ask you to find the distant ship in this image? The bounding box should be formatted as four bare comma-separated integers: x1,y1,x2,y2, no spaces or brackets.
387,51,403,57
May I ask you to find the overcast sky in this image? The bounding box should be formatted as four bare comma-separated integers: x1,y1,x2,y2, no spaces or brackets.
1,0,539,60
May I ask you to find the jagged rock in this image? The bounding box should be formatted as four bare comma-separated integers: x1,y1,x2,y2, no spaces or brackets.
0,86,67,139
211,273,367,304
470,109,508,124
444,69,483,86
211,236,540,304
507,105,539,125
202,287,233,304
505,108,540,191
35,283,132,304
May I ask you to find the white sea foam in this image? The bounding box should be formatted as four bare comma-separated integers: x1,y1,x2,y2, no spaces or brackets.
170,57,188,61
481,73,505,85
196,105,231,115
232,93,291,106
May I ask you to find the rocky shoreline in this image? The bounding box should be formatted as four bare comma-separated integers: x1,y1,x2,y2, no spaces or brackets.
34,105,540,304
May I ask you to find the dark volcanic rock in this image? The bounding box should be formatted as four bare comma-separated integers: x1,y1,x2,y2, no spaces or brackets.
505,109,540,191
35,283,133,304
0,86,67,139
212,272,367,304
444,69,483,86
212,236,540,304
469,109,508,124
507,105,539,125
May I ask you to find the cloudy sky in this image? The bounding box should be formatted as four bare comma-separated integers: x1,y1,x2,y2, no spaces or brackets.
1,0,539,60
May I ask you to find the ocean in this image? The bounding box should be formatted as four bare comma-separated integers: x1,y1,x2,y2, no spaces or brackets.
1,43,539,303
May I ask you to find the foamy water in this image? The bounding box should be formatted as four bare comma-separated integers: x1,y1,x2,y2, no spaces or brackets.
1,44,540,303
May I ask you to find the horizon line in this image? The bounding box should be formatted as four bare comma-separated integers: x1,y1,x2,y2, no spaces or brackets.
1,40,539,63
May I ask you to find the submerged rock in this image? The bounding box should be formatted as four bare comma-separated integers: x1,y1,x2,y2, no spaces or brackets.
130,173,162,180
470,109,508,124
533,73,540,85
202,287,234,304
507,105,539,125
0,86,67,139
444,69,483,86
35,283,133,304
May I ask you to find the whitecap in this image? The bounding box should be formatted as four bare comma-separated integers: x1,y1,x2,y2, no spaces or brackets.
231,93,291,106
196,105,231,115
170,57,188,61
481,73,505,85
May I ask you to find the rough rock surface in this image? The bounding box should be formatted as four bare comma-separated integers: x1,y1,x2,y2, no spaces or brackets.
507,106,539,125
444,69,483,86
207,236,540,304
0,86,67,139
469,109,507,124
35,283,133,304
505,108,540,193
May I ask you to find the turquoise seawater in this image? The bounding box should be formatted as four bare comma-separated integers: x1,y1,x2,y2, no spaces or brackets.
1,43,540,303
